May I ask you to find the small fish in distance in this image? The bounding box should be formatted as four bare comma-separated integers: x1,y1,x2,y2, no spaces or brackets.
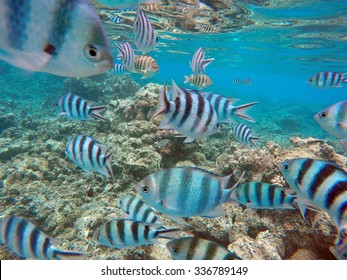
190,47,214,76
184,74,212,89
231,123,260,148
307,72,347,88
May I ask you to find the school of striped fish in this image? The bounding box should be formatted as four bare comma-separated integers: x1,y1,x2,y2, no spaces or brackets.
0,0,347,261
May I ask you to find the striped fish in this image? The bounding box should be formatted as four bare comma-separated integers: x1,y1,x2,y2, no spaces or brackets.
233,78,253,85
184,74,212,89
230,182,296,209
56,93,107,121
65,135,113,178
190,47,214,76
0,0,113,77
307,72,347,88
0,215,84,260
134,54,159,78
280,158,347,233
314,101,347,152
115,42,135,72
150,81,220,143
198,26,218,33
232,123,260,148
166,237,241,260
109,15,123,24
203,92,258,123
119,195,163,225
113,63,128,74
93,219,180,249
133,5,157,53
135,167,245,223
330,228,347,260
113,7,137,13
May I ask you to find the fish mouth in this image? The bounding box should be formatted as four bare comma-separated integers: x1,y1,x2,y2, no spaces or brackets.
313,114,319,121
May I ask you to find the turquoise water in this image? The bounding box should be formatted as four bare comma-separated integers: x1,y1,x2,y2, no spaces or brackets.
1,0,347,260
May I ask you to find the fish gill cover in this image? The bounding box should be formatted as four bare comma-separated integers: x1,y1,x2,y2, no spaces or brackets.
0,0,347,260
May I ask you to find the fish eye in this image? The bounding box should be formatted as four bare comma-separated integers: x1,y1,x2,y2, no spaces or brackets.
142,186,150,193
319,112,328,119
283,164,290,171
172,247,180,254
84,45,101,61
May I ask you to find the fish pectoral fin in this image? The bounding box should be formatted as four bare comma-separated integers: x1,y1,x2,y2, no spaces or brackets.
0,47,51,71
201,205,225,218
166,215,192,227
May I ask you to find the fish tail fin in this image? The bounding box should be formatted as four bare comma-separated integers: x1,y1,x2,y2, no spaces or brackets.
90,106,107,121
226,171,245,193
155,228,181,241
54,248,85,260
104,153,114,179
250,136,261,148
150,82,169,121
202,58,214,71
184,75,190,84
233,102,259,123
342,73,347,82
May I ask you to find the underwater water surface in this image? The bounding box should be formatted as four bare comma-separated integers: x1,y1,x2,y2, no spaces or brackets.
1,0,347,260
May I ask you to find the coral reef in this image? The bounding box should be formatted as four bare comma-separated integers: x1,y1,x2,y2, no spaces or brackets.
0,77,345,260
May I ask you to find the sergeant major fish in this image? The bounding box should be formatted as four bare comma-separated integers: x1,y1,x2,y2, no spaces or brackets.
232,123,260,148
166,237,241,260
134,54,159,78
280,158,347,233
330,228,347,260
184,74,212,89
135,167,245,224
150,81,220,143
314,101,347,152
0,215,84,260
133,5,157,53
190,47,214,76
0,0,114,77
93,219,179,249
56,93,107,121
307,72,347,88
229,182,296,210
65,135,113,178
119,195,163,225
113,63,128,74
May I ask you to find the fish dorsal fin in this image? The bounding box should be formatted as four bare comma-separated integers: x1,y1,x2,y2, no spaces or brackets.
171,79,184,100
150,82,169,121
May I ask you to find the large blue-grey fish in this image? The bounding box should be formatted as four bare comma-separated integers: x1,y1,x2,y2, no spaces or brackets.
133,5,157,54
166,237,241,260
115,42,135,72
314,101,347,152
307,72,347,88
0,0,114,77
229,182,296,210
0,215,84,260
57,93,107,121
150,81,220,143
93,219,180,249
65,135,113,178
179,89,258,124
280,158,347,233
190,47,214,76
232,123,260,148
119,195,163,225
135,167,245,224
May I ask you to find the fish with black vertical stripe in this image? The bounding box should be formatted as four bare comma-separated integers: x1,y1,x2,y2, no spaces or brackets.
307,72,347,88
231,123,260,148
166,237,241,260
150,80,220,143
0,0,114,77
190,47,214,76
65,135,113,178
93,219,180,249
184,74,212,89
280,158,347,233
0,215,84,260
115,42,135,72
56,93,107,121
119,195,163,225
113,63,128,74
133,4,157,53
135,167,245,224
229,182,296,209
330,228,347,260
